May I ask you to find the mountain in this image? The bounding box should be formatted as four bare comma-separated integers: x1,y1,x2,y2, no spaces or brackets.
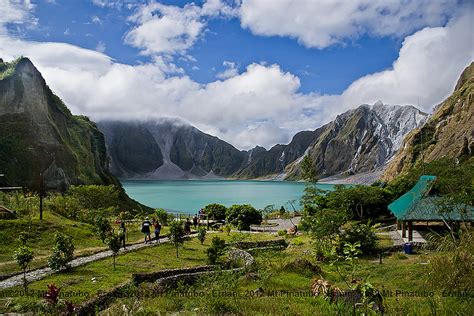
239,102,427,180
0,57,117,190
383,62,474,180
98,119,247,179
99,103,427,181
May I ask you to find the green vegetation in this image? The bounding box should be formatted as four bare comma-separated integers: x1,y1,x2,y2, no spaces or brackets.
94,233,472,315
13,245,34,292
168,221,186,258
107,235,122,270
205,236,226,265
203,203,227,220
197,226,207,245
0,190,167,275
0,232,276,314
0,57,22,80
226,204,263,230
47,233,74,271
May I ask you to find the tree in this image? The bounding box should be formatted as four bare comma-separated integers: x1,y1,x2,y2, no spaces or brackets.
204,203,227,220
107,235,122,270
155,208,171,225
206,236,226,265
197,226,207,245
48,233,75,271
14,245,34,292
94,215,112,243
226,204,262,230
168,221,186,258
301,155,317,183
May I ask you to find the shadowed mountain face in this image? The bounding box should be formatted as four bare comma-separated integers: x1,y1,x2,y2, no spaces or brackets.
0,58,117,189
383,62,474,180
99,102,427,180
98,120,247,179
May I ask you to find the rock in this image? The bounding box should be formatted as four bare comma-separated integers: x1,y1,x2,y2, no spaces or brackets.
284,259,321,275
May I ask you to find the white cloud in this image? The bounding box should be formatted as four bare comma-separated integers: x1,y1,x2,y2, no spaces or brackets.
0,3,472,150
339,11,474,112
216,61,239,79
239,0,459,48
91,15,101,24
0,0,36,31
124,0,236,56
95,41,106,53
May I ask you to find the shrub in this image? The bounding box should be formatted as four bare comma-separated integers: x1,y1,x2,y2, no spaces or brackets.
277,230,287,237
107,235,122,270
93,215,113,243
226,204,262,230
338,222,378,254
197,227,207,245
13,245,34,291
48,233,74,271
68,185,119,210
203,203,227,220
206,236,226,265
168,221,186,258
155,208,172,225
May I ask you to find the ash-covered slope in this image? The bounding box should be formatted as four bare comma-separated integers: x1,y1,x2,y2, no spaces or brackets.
0,57,117,189
238,102,427,180
98,119,247,179
383,62,474,180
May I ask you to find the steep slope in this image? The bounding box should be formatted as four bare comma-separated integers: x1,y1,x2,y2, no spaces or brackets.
0,57,117,189
235,130,322,178
238,102,427,180
98,119,247,179
383,62,474,180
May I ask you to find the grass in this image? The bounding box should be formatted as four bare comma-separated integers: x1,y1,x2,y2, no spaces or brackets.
99,234,473,315
0,232,278,313
0,211,168,275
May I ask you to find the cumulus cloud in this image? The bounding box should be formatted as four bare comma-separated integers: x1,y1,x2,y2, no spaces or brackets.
0,0,36,32
124,0,235,56
216,61,239,79
240,0,459,48
339,11,474,112
0,1,472,150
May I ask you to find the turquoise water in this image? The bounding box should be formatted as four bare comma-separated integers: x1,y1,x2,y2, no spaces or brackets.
121,180,335,213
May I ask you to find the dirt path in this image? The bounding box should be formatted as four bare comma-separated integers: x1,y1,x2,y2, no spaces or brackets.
0,236,180,290
251,217,301,232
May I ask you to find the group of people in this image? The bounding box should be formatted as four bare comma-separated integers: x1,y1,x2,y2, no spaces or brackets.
141,217,162,243
117,214,201,249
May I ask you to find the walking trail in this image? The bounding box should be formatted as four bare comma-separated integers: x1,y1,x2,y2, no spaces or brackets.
0,235,181,290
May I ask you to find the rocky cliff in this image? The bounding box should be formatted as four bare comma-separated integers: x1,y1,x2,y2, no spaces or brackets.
383,62,474,180
98,119,247,179
238,102,427,180
0,57,117,189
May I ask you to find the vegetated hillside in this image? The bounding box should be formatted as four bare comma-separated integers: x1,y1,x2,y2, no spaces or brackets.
0,57,118,189
98,119,248,179
383,62,474,181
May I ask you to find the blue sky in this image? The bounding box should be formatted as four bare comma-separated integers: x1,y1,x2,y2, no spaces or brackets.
0,0,472,149
24,0,402,95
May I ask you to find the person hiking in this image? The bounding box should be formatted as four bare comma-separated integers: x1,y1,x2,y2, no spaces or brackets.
184,218,191,235
118,221,126,249
193,215,198,229
141,217,152,243
153,220,162,242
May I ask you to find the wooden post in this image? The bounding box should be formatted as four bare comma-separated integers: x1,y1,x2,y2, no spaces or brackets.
401,221,406,238
39,173,44,221
408,221,413,242
397,221,401,230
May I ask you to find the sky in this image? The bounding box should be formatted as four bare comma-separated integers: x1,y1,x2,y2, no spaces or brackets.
0,0,473,150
